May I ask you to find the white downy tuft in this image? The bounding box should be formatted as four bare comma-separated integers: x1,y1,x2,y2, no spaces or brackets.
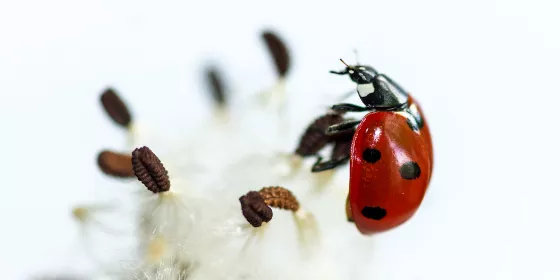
68,52,375,280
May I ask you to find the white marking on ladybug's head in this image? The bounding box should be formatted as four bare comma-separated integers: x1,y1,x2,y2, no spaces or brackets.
348,69,355,74
357,83,374,98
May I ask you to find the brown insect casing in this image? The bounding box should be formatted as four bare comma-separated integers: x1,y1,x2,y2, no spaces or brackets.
261,31,290,77
295,113,345,157
239,191,273,227
97,150,134,178
259,186,300,212
100,88,132,128
131,146,170,193
205,66,227,107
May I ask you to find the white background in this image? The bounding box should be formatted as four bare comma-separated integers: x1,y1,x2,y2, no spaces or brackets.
1,0,560,279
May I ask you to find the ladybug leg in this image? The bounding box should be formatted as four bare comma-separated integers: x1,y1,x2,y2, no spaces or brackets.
326,120,361,135
331,103,371,113
311,156,350,172
346,194,354,222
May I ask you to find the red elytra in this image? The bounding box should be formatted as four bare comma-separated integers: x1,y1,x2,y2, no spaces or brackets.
347,96,433,235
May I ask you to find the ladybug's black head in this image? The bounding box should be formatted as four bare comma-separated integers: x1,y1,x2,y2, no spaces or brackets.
330,59,378,84
330,59,409,109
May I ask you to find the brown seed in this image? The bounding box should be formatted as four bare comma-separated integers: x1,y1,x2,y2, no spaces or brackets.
131,146,170,193
331,131,354,161
295,113,345,157
97,150,134,178
239,191,273,227
259,186,300,212
261,31,291,77
100,88,132,127
205,66,227,107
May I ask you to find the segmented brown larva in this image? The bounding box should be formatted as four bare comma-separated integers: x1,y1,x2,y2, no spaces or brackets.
97,150,134,178
205,66,227,107
131,146,170,193
261,31,290,77
295,113,345,157
100,88,132,127
258,186,300,212
239,191,273,227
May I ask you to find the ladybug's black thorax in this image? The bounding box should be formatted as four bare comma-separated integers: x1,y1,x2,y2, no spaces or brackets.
371,102,408,112
357,74,409,110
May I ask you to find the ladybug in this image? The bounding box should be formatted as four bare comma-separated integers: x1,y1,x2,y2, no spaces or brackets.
313,59,433,235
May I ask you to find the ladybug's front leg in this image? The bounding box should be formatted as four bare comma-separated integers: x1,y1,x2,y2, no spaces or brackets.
326,119,361,135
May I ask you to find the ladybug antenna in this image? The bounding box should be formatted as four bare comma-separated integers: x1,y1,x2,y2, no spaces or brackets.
330,58,352,75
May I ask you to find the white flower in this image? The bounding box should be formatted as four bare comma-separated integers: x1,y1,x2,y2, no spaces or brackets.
68,31,375,280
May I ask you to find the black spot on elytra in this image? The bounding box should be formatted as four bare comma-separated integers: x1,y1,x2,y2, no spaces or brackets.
362,148,381,163
400,161,421,180
361,206,387,220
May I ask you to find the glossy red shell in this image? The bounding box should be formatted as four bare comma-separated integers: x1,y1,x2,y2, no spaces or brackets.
348,97,433,235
